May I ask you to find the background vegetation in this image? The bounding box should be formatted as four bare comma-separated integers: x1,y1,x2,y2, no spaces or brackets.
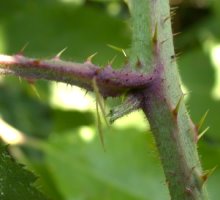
0,0,220,199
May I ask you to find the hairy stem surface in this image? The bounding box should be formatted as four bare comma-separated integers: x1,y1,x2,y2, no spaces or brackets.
0,54,154,98
128,0,208,199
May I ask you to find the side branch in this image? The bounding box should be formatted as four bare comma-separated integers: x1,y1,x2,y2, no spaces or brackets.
0,54,155,98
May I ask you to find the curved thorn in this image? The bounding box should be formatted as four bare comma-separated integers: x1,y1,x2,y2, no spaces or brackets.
54,47,68,59
201,166,217,185
197,110,209,131
86,52,98,63
172,94,185,117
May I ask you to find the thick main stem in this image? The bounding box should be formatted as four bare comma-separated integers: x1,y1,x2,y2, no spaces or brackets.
129,0,208,199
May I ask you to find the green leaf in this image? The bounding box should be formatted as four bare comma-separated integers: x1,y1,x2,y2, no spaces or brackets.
36,127,168,200
0,143,48,200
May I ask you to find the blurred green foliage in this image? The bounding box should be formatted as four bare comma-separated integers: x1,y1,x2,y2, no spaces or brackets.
0,0,220,199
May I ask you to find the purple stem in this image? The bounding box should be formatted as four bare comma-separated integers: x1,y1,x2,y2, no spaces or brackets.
0,54,156,98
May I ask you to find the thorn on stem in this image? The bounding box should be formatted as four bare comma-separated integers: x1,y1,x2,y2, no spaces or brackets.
95,97,106,152
196,110,209,141
198,127,209,141
197,110,209,131
30,84,41,99
86,52,98,64
54,47,68,60
152,23,158,45
92,78,110,151
108,55,117,66
92,78,109,126
25,78,41,99
135,58,142,69
172,94,185,118
200,166,217,185
17,42,29,55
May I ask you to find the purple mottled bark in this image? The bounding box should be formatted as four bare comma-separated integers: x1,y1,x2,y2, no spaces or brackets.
0,54,156,98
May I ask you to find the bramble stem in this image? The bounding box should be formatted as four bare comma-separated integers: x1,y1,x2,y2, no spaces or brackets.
128,0,208,199
0,1,209,199
0,54,154,98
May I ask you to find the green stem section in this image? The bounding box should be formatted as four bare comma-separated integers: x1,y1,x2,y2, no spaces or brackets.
128,0,152,71
129,0,208,199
